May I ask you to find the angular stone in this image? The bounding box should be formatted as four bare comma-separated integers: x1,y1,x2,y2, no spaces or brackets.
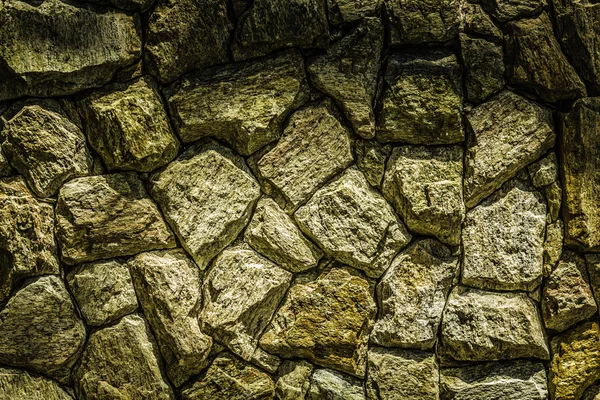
549,322,600,400
505,13,587,103
355,140,391,188
295,168,411,278
440,360,548,400
77,77,179,172
260,267,377,377
0,177,59,302
150,141,260,269
544,220,564,276
245,197,322,273
56,172,176,265
1,100,92,197
181,353,275,400
0,276,86,383
462,179,546,291
371,239,458,350
0,146,12,177
481,0,544,21
129,250,213,387
460,34,505,104
464,90,555,207
586,253,600,308
377,50,463,145
440,286,549,362
309,369,365,400
67,259,138,327
327,0,381,25
308,17,383,139
461,3,503,41
74,314,175,399
0,367,73,400
0,0,141,101
545,181,563,222
275,360,313,400
529,154,558,188
232,0,328,61
164,51,309,155
255,100,353,212
366,348,439,400
383,145,464,245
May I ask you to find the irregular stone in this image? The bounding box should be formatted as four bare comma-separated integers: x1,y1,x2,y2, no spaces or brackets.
327,0,380,25
505,13,587,103
150,141,260,269
462,179,546,291
464,90,555,207
461,3,503,41
528,153,559,188
460,34,505,104
128,250,213,387
0,367,73,400
440,286,549,361
355,140,391,188
145,0,232,83
440,360,548,400
67,259,138,327
377,50,463,145
366,348,439,400
77,77,179,172
542,251,597,332
481,0,544,21
164,51,309,155
309,369,365,400
0,0,141,101
260,267,377,377
544,220,564,276
549,322,600,400
383,145,464,245
255,100,353,212
308,17,383,139
74,314,175,399
56,172,176,265
0,145,12,177
545,181,563,222
1,100,92,197
245,197,322,273
585,253,600,309
295,168,411,278
0,177,59,302
275,360,313,400
0,276,86,383
232,0,328,61
181,353,275,400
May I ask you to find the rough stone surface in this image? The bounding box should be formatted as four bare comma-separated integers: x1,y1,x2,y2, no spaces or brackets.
529,153,559,188
309,369,365,400
0,146,12,177
461,3,503,40
0,367,73,400
481,0,544,21
544,220,564,276
586,253,600,309
355,140,391,188
327,0,380,25
545,181,563,222
460,34,505,104
275,360,313,400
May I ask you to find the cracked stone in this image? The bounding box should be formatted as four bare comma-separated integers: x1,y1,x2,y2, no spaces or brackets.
275,360,313,400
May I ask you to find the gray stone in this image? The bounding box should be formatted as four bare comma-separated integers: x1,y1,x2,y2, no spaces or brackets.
355,140,391,188
327,0,381,25
309,369,365,400
482,0,544,21
460,34,505,104
275,360,313,400
544,220,564,276
461,3,503,41
0,367,73,400
529,153,559,188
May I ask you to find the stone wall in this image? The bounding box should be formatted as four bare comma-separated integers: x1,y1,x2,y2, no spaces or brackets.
0,0,599,399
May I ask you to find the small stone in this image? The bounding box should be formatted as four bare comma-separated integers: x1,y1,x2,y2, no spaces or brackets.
309,369,365,400
460,34,505,104
383,145,464,245
327,0,381,25
461,3,503,41
164,51,309,155
67,259,138,327
440,286,549,362
0,145,12,177
585,253,600,310
56,172,176,265
528,153,559,188
544,220,564,276
275,360,313,400
0,367,73,400
545,181,562,222
377,50,463,145
150,140,260,269
77,77,179,173
245,197,323,273
481,0,544,21
355,140,391,188
371,239,458,350
464,90,555,207
295,167,411,278
0,276,86,383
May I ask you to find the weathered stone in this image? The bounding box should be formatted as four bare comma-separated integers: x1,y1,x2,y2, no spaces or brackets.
505,13,587,103
128,250,213,387
461,3,503,41
460,34,505,104
77,77,179,172
245,197,322,273
232,0,328,61
366,348,439,400
150,141,260,269
462,178,546,291
308,17,383,139
0,145,12,177
164,51,309,155
545,181,563,222
549,322,600,400
585,253,600,310
544,220,564,276
481,0,544,21
0,276,86,383
74,314,175,399
275,360,313,400
327,0,380,25
464,90,555,207
0,177,59,302
0,367,73,400
67,259,138,327
295,168,411,278
181,353,275,400
377,50,463,144
440,286,549,361
1,100,92,197
529,153,559,188
383,145,464,245
371,239,458,350
440,360,548,400
145,0,232,83
56,172,176,265
0,0,141,101
355,140,391,188
309,369,365,400
584,383,600,400
255,100,353,212
542,251,597,332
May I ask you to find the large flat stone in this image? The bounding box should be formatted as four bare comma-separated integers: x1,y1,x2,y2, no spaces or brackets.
0,367,73,400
